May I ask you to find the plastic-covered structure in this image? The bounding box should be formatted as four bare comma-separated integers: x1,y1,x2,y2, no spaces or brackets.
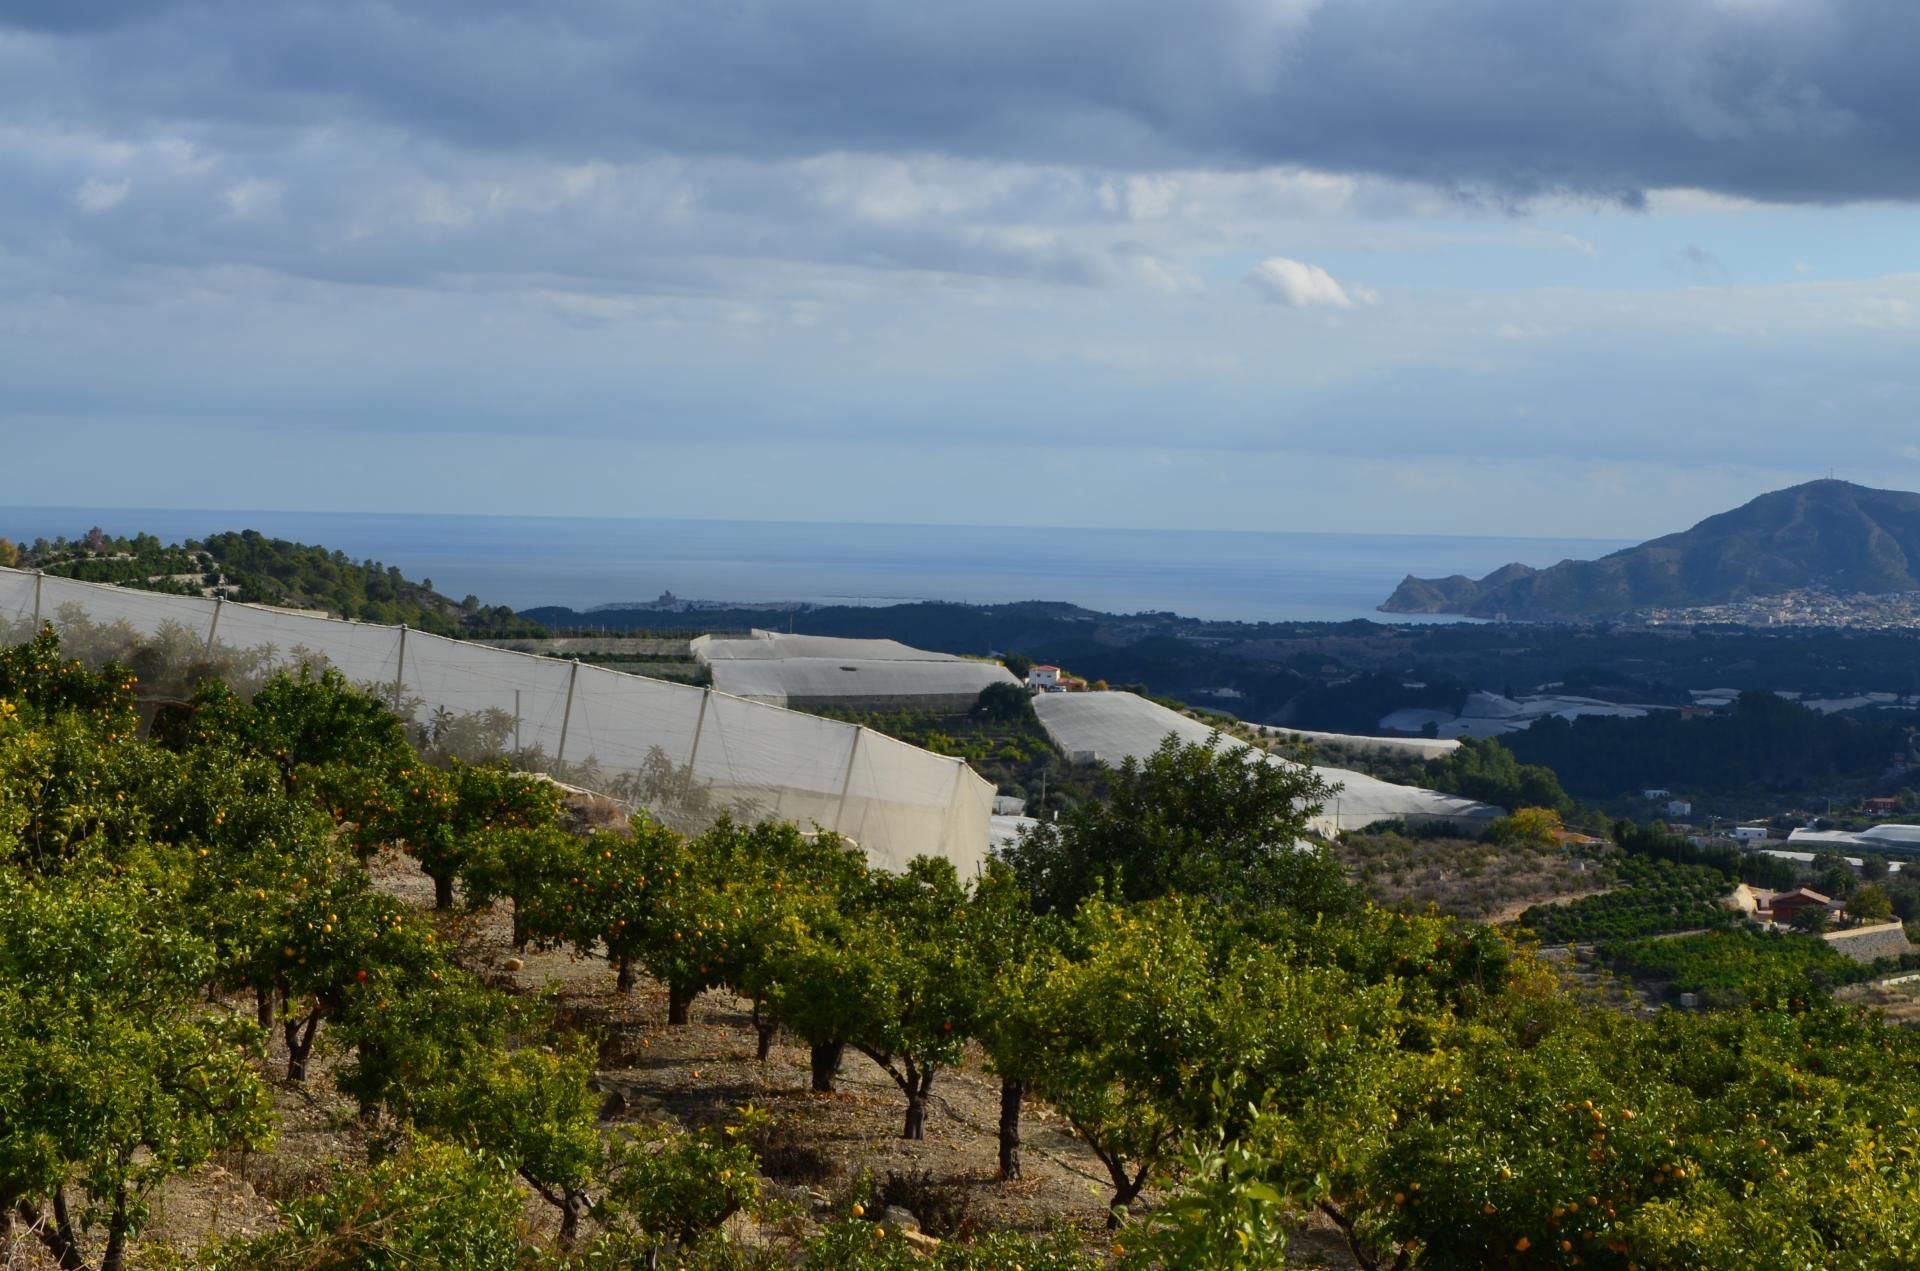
692,630,1019,711
1031,691,1501,836
0,568,992,874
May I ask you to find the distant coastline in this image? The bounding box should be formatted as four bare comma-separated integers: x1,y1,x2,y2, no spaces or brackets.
4,506,1634,627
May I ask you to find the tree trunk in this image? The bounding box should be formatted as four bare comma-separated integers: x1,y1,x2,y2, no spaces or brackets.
285,1012,320,1083
667,982,693,1026
810,1041,844,1093
751,1000,777,1060
616,957,635,993
557,1194,580,1249
25,1190,90,1271
1107,1174,1147,1229
432,871,454,910
997,1076,1024,1181
901,1061,934,1140
256,985,275,1031
101,1191,128,1271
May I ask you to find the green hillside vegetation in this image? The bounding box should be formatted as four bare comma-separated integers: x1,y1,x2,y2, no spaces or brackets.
1597,929,1917,1007
1520,858,1741,944
1383,479,1920,618
10,625,1920,1268
1505,690,1912,799
19,527,542,638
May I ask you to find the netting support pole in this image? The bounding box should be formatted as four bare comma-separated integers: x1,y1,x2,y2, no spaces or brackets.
205,596,224,653
32,570,43,627
833,725,864,834
945,760,968,864
392,625,409,712
687,687,712,772
556,658,580,767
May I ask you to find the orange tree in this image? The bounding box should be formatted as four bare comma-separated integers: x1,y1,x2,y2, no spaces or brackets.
162,665,413,810
845,856,981,1140
1019,895,1407,1228
754,855,980,1136
459,822,585,950
1312,991,1920,1269
965,859,1066,1180
1014,895,1223,1221
202,1138,530,1271
999,731,1342,915
0,865,273,1271
672,817,866,1057
594,1118,762,1263
0,700,168,875
217,846,446,1082
0,626,140,727
353,756,562,909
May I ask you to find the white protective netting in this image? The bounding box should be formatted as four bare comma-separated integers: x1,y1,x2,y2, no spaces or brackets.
1031,691,1502,836
0,567,993,873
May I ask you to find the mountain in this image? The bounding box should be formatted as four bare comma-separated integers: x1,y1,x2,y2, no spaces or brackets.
1380,480,1920,619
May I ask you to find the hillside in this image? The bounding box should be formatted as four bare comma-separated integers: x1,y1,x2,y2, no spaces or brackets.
1380,479,1920,619
13,526,544,638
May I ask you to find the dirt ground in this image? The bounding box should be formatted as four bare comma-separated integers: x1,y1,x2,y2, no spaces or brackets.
12,848,1363,1269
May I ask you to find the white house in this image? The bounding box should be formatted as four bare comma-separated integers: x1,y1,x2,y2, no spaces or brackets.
1731,826,1770,845
1027,664,1063,692
1643,788,1672,801
1665,799,1693,819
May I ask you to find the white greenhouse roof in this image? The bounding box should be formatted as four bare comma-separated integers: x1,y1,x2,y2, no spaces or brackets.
1030,692,1501,835
705,656,1019,706
693,631,967,663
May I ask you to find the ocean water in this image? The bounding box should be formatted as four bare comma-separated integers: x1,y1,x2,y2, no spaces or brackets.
5,507,1634,625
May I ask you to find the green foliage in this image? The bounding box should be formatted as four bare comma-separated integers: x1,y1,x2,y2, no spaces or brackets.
1483,805,1563,845
1117,1132,1294,1270
1850,881,1894,923
1426,737,1571,813
1520,857,1741,944
1598,929,1882,1006
353,757,562,906
203,1140,533,1271
999,731,1346,915
1509,690,1911,799
31,528,544,637
972,680,1034,722
0,625,141,726
0,868,274,1268
596,1119,762,1257
1611,818,1796,889
800,1221,1096,1269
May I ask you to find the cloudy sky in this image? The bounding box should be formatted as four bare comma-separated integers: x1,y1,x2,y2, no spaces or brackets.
3,0,1918,537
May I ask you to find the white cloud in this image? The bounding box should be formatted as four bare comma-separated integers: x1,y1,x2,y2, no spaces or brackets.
222,178,283,221
1245,256,1367,308
72,176,130,213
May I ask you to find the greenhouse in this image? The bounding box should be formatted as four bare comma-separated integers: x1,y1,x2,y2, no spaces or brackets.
693,630,1019,711
1031,691,1501,835
0,568,994,874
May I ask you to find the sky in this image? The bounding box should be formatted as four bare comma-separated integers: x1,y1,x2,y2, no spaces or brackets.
2,0,1918,539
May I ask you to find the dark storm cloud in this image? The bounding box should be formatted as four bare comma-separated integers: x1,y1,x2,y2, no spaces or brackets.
4,0,1916,204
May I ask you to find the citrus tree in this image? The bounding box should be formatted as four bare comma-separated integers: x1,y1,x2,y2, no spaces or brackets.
964,860,1065,1180
353,757,562,909
0,867,274,1271
202,1139,530,1271
999,731,1344,915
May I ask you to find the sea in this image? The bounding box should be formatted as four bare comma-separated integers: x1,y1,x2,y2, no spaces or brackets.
5,507,1635,626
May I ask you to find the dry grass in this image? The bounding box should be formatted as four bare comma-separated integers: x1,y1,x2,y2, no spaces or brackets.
1339,831,1611,921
